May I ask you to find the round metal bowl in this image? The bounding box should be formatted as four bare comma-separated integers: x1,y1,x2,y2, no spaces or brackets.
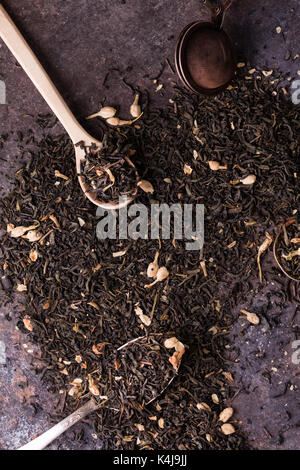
175,21,236,95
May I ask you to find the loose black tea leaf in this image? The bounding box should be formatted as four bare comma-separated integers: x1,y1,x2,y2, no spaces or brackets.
80,137,139,202
0,69,299,450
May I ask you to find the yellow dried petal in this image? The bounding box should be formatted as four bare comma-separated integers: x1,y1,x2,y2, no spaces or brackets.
197,402,211,412
219,407,234,423
240,174,256,185
86,106,117,120
29,249,38,262
223,371,234,383
42,299,51,310
23,230,43,242
23,317,33,331
183,164,193,175
130,94,141,118
88,376,100,396
221,423,235,435
112,250,127,258
135,423,145,432
147,252,159,278
212,394,219,404
240,309,260,325
17,283,27,292
135,307,152,327
158,418,165,429
137,180,154,194
164,337,179,349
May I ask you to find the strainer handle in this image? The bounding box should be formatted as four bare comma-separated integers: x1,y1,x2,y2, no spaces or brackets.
203,0,232,29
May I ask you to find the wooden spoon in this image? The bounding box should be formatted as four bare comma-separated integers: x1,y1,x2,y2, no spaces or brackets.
18,398,102,451
0,4,132,210
18,335,181,450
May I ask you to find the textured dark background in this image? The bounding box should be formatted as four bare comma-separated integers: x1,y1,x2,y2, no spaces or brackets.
0,0,299,450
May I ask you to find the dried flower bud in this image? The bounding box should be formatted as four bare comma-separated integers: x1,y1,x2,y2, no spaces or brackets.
144,266,169,288
135,305,151,326
222,372,234,383
240,309,260,325
221,423,235,435
71,378,83,385
17,283,27,292
23,230,43,242
88,376,100,396
107,112,144,127
262,70,273,77
156,266,169,281
9,223,39,238
9,226,29,238
23,316,33,331
106,117,122,126
164,337,179,349
147,252,159,278
164,337,185,371
135,423,145,432
212,394,219,404
54,170,69,180
105,168,115,184
240,174,256,185
29,249,38,262
208,161,228,171
68,386,80,397
86,106,117,120
257,232,273,282
219,407,234,423
200,260,207,277
169,343,185,371
137,313,151,326
158,418,164,429
137,180,154,194
130,94,141,118
112,250,127,258
184,163,193,175
197,402,211,412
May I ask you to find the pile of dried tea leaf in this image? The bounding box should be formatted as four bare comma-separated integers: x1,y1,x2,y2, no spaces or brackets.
80,146,139,202
0,68,299,450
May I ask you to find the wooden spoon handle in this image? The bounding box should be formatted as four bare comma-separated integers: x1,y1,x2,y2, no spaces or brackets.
0,4,88,144
18,399,99,450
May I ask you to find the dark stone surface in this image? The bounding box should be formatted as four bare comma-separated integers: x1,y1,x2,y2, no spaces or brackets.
0,0,299,450
227,258,300,450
